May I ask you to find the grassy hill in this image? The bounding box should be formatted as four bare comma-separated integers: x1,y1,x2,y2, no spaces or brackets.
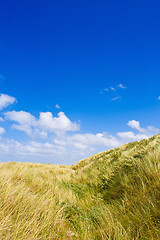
0,134,160,239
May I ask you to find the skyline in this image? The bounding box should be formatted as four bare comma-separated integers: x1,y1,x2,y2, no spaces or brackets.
0,0,160,164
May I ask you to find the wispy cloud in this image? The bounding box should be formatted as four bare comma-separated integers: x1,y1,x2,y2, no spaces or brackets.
110,87,116,91
103,83,127,101
111,96,121,101
118,84,126,89
104,83,127,92
55,104,60,109
157,96,160,101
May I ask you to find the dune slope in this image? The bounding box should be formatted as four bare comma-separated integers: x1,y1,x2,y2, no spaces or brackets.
0,134,160,239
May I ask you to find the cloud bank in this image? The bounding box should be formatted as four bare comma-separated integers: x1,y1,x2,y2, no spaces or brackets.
0,93,159,164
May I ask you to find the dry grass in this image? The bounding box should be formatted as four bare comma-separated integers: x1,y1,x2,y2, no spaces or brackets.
0,134,160,239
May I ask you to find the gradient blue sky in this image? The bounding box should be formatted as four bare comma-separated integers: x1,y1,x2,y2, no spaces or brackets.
0,0,160,164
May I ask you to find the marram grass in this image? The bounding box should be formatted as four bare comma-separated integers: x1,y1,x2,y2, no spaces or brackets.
0,134,160,239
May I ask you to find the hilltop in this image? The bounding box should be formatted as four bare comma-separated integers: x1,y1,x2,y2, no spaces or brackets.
0,134,160,239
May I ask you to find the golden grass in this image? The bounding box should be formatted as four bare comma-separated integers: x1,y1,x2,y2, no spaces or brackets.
0,134,160,239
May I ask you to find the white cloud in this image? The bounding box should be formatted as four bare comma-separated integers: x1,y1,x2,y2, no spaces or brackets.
0,117,4,122
32,129,48,139
0,127,5,135
12,123,33,135
0,113,159,164
55,104,60,109
5,110,36,125
0,139,64,158
17,141,62,156
104,84,126,94
147,126,159,133
5,110,36,135
111,96,121,101
110,87,115,91
1,93,159,164
5,110,80,136
157,96,160,101
127,120,145,132
0,94,16,110
118,120,159,143
118,84,126,89
103,84,127,101
117,131,136,140
38,112,79,133
1,118,158,164
117,131,149,141
54,132,120,150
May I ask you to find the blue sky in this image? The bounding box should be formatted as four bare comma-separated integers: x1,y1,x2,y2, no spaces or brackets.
0,0,160,164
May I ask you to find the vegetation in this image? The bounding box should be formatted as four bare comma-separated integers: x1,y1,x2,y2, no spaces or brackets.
0,134,160,239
